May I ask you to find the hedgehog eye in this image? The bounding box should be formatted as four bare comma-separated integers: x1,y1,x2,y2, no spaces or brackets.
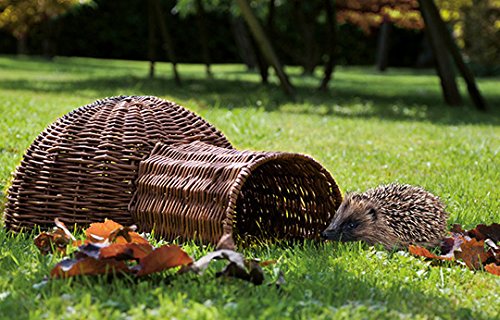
345,221,359,230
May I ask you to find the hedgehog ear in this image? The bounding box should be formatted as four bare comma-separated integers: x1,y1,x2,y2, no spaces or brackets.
367,208,377,220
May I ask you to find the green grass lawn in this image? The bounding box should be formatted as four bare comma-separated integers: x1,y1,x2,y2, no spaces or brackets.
0,55,499,319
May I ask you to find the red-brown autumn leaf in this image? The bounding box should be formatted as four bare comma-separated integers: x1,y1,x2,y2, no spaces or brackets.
34,232,60,255
260,260,278,267
484,263,500,276
454,238,492,270
50,257,129,278
450,224,466,234
409,245,453,261
100,243,153,260
85,219,148,244
34,219,76,255
135,245,193,277
468,223,500,243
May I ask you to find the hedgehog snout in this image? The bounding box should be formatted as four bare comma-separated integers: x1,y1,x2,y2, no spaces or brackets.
321,225,341,240
321,230,340,240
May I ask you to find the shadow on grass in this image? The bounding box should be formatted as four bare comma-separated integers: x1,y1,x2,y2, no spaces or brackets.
0,73,498,126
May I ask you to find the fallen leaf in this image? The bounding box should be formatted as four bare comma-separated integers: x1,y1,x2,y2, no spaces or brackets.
260,260,278,267
189,249,265,285
76,243,104,259
274,270,286,289
34,219,76,255
39,218,273,282
85,219,148,244
54,218,76,241
34,232,59,255
484,239,500,253
50,257,129,278
450,224,465,234
85,219,122,241
190,249,246,274
216,233,236,251
454,238,492,270
135,245,193,276
484,263,500,276
216,259,264,285
439,235,464,258
100,243,153,260
409,245,453,261
468,224,500,243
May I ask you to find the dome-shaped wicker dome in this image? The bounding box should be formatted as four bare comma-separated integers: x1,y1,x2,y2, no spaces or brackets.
4,96,232,231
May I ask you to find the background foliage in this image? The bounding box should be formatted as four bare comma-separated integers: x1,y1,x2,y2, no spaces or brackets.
3,0,494,70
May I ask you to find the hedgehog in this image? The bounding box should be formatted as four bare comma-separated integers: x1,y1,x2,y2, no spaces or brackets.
321,183,449,249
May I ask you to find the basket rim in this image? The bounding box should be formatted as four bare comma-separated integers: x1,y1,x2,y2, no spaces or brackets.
140,141,342,237
222,150,342,235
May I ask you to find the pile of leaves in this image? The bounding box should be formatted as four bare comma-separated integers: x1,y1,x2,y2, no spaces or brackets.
409,223,500,276
34,219,273,284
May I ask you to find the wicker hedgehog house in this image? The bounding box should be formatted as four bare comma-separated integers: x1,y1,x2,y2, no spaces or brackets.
4,96,232,231
5,95,342,243
129,141,342,244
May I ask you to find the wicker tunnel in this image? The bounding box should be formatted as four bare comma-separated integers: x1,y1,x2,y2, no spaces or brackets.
4,96,232,231
129,141,343,244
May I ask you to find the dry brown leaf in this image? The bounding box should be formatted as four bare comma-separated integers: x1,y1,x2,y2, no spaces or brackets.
54,218,76,241
50,257,129,278
40,218,272,282
34,232,62,255
484,263,500,276
439,235,463,258
468,224,500,243
190,249,245,274
409,245,453,261
216,259,264,285
34,219,76,255
135,245,193,277
454,238,492,270
259,260,278,267
100,243,153,260
450,224,466,234
188,249,265,285
85,219,148,244
216,233,236,251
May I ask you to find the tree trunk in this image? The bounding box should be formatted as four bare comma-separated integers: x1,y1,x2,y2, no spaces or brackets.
252,36,269,84
42,18,57,60
195,0,212,77
319,0,337,91
148,0,156,79
151,0,181,85
16,34,28,55
230,17,258,70
425,0,487,111
236,0,295,96
293,0,320,75
418,0,462,106
376,21,392,72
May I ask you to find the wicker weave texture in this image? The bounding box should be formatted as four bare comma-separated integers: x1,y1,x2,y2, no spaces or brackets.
130,141,342,244
5,96,232,231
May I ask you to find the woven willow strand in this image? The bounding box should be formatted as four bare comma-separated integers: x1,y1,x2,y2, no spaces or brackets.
130,141,342,244
5,96,232,231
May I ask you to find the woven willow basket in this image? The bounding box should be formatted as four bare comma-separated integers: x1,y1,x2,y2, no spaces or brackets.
4,96,232,231
129,141,342,244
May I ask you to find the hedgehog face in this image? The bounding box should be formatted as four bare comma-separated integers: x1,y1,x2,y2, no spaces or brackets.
321,193,379,243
